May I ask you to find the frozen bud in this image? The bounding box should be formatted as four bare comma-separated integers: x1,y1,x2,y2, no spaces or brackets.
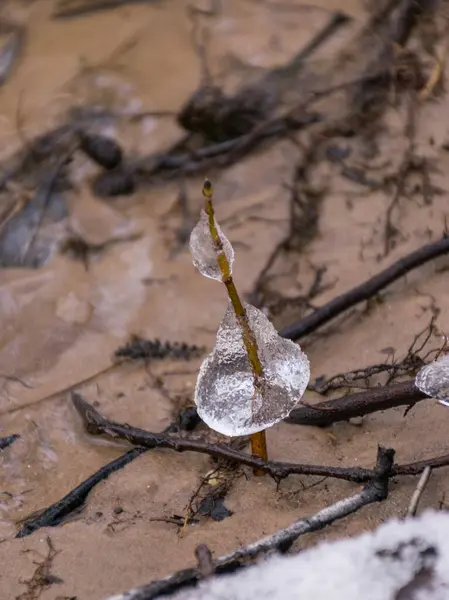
194,302,310,436
189,209,234,281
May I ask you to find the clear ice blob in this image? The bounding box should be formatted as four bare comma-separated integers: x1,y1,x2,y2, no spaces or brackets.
189,209,234,281
415,354,449,407
194,302,310,436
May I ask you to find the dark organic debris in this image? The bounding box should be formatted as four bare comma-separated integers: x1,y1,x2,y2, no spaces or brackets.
115,335,205,362
0,433,19,450
15,537,62,600
341,165,379,188
182,463,241,536
177,12,349,144
177,84,273,143
163,406,202,434
325,144,352,162
199,496,233,522
77,130,123,170
16,447,147,538
92,167,136,198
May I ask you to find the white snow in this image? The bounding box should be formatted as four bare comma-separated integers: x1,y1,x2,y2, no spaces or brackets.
166,510,449,600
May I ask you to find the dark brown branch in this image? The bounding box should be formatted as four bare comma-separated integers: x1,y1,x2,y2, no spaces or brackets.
393,455,449,477
287,380,427,427
280,236,449,340
72,393,449,485
72,393,374,483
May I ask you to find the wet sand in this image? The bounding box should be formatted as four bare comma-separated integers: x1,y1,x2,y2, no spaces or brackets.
1,1,449,598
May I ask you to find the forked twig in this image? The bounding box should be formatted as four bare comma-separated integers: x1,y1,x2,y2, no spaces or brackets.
105,447,394,600
72,393,449,484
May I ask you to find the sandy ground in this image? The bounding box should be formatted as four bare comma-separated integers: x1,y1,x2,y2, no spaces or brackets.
1,0,449,598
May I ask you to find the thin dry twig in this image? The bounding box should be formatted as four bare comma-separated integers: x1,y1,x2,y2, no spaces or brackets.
307,315,438,395
406,466,432,517
72,393,449,484
280,236,449,341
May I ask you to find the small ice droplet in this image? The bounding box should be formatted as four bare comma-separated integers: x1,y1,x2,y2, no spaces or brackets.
189,209,234,281
415,354,449,406
194,302,310,436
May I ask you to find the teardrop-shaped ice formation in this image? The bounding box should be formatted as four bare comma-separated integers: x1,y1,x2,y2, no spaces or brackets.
194,302,310,436
189,209,234,281
415,354,449,407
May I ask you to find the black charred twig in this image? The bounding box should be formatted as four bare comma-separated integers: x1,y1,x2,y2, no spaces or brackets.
72,393,449,484
0,434,20,450
15,404,202,539
287,380,427,427
16,447,147,538
280,236,449,341
104,447,394,600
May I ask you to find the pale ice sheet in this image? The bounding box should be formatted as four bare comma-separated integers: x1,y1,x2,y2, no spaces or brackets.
165,510,449,600
415,354,449,406
195,302,310,436
189,210,234,281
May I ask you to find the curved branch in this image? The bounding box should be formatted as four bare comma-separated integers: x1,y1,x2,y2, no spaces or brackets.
279,236,449,341
72,393,449,485
287,380,427,427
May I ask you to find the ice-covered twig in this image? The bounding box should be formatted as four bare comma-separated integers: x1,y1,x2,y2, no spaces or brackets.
104,447,393,600
72,393,449,483
190,179,309,473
